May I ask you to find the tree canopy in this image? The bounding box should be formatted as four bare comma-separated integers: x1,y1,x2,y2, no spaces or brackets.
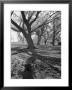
11,11,61,48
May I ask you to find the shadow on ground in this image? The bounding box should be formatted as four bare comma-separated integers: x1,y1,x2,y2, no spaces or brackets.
11,45,61,79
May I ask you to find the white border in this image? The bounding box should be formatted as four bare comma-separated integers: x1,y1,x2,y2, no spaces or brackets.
4,4,69,87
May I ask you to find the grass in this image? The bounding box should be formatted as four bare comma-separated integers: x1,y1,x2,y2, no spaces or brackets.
11,43,61,79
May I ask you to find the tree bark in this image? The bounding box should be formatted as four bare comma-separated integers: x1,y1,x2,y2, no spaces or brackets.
52,19,55,45
37,36,41,45
22,32,36,49
27,35,36,49
21,11,36,49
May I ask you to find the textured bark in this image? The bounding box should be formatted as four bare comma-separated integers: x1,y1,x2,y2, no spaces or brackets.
21,11,36,49
27,35,36,49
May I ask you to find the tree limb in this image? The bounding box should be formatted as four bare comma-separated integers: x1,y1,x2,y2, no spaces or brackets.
11,11,13,16
11,27,21,32
30,11,41,26
21,11,28,23
28,12,34,22
11,19,23,32
21,11,31,34
31,11,60,32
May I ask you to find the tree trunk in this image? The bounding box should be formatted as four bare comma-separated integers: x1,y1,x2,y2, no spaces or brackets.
52,19,55,45
26,35,36,49
37,36,41,45
52,32,55,45
22,30,36,49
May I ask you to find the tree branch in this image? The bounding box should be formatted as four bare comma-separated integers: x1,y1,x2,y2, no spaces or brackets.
21,11,31,34
21,11,28,24
12,19,29,40
11,19,23,32
28,12,34,22
11,27,20,32
30,11,41,26
31,11,60,32
11,11,13,16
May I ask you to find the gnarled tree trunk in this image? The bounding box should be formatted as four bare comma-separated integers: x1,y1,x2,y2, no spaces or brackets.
26,35,36,49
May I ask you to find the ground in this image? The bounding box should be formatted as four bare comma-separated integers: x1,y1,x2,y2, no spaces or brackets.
11,42,61,79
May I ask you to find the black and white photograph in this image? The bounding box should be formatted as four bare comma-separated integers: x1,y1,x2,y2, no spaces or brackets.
11,11,61,79
4,4,69,86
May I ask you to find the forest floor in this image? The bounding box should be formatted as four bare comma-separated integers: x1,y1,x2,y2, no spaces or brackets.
11,42,61,79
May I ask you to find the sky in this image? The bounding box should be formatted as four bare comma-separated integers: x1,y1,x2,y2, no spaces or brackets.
11,30,38,43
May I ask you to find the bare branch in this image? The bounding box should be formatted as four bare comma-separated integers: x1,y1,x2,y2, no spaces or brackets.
28,12,34,22
11,19,23,32
30,11,41,26
11,11,13,16
31,11,60,32
21,11,31,33
21,11,28,23
11,19,28,39
11,27,20,32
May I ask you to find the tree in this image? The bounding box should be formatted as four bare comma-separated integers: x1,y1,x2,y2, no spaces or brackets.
11,11,60,49
35,11,61,46
36,26,45,45
52,13,61,45
11,11,40,49
11,11,61,77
